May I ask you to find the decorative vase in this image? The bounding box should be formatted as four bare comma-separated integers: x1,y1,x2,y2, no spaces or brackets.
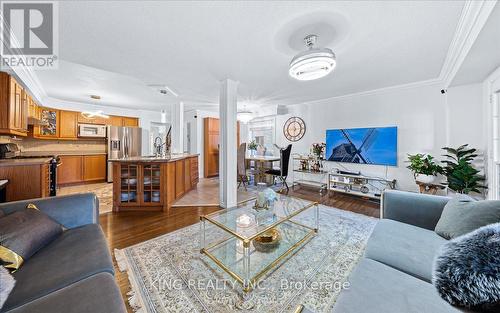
416,174,435,184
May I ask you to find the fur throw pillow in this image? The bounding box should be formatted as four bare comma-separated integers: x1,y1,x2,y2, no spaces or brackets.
433,222,500,311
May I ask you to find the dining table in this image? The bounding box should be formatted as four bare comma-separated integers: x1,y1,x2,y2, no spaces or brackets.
245,155,280,185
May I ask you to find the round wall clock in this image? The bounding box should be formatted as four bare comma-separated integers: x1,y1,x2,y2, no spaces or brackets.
283,116,306,142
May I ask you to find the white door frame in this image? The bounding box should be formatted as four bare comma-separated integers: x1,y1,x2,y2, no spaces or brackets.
484,66,500,199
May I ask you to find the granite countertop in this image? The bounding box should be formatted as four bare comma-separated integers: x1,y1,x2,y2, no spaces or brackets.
109,153,199,163
0,158,53,167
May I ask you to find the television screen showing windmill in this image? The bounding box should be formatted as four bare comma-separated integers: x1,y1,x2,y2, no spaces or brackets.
325,127,397,166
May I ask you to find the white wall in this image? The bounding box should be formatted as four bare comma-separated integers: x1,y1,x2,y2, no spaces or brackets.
43,97,168,155
263,83,487,193
446,83,486,175
446,83,485,148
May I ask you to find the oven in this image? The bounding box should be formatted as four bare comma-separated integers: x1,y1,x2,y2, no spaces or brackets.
78,123,107,138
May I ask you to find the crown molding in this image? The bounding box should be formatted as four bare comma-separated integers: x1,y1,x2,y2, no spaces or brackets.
0,13,48,103
299,78,442,106
439,0,497,88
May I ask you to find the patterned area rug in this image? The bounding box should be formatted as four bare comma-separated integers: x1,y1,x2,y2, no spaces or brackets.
115,204,377,313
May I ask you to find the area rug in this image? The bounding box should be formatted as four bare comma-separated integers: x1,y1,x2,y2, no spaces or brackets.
115,204,377,313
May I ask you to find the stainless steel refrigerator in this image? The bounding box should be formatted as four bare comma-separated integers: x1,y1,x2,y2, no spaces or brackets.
107,126,142,182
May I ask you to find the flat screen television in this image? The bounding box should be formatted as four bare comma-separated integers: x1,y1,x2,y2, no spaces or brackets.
325,126,397,166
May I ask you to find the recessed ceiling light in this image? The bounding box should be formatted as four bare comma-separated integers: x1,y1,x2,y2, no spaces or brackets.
289,34,336,81
90,95,101,100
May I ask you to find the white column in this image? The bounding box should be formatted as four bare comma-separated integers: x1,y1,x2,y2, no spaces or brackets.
171,101,184,153
219,79,238,209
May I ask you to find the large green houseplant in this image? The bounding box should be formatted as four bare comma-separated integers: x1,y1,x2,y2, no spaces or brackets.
441,144,486,194
406,153,442,184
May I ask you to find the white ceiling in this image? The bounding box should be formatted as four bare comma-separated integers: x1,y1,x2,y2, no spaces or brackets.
451,2,500,86
35,1,466,111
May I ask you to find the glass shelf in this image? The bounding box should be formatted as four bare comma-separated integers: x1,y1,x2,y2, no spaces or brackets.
143,164,161,203
120,164,138,203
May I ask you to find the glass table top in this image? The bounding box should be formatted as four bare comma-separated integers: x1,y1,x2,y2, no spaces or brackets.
203,194,315,240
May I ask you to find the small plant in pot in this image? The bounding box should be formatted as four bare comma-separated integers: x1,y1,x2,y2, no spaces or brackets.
406,154,442,184
248,140,258,156
441,144,486,194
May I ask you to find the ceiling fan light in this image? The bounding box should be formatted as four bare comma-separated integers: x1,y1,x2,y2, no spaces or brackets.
237,111,254,123
289,48,336,81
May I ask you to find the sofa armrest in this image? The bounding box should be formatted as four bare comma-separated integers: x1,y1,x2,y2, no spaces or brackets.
381,190,450,230
0,193,99,229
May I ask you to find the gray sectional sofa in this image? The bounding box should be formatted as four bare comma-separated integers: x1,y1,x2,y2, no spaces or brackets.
332,190,470,313
0,193,126,313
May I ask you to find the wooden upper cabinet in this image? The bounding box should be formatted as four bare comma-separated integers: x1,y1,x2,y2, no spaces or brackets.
109,115,123,127
122,117,139,127
59,110,78,139
27,95,40,122
0,72,28,136
35,107,60,138
77,114,107,125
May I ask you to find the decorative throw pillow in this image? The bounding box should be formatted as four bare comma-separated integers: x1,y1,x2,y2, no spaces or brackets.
433,222,500,311
434,195,500,239
0,204,63,270
0,265,15,309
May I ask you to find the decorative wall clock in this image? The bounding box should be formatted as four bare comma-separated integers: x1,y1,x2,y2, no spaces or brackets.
283,116,306,142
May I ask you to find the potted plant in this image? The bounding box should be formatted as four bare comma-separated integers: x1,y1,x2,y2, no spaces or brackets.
406,153,442,184
441,144,486,194
311,143,326,159
248,140,258,156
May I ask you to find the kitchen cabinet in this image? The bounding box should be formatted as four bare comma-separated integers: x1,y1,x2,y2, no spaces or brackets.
111,155,199,212
83,155,106,182
184,157,191,192
27,95,40,123
57,155,83,185
59,110,78,139
0,72,28,136
108,115,123,127
57,154,106,186
35,107,60,138
122,117,139,127
175,160,185,198
77,114,108,125
0,161,50,201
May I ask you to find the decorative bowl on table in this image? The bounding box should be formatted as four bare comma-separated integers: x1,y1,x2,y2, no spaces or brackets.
252,228,281,252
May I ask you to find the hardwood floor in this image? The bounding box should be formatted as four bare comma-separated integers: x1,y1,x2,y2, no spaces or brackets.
100,186,379,312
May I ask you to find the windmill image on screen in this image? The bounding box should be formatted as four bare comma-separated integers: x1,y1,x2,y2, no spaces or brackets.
325,127,397,166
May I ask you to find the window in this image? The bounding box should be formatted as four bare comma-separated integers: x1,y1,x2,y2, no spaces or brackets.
248,117,277,156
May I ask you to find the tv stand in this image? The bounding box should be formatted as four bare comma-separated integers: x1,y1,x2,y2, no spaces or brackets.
328,171,396,200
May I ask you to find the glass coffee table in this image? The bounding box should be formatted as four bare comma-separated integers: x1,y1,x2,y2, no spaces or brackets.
200,195,319,292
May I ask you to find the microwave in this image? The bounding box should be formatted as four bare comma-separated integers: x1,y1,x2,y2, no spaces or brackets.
78,123,107,138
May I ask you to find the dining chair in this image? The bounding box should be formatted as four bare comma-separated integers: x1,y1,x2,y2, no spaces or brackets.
237,143,248,190
265,144,292,191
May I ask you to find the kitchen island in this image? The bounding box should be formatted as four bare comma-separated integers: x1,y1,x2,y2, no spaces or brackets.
110,154,199,212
